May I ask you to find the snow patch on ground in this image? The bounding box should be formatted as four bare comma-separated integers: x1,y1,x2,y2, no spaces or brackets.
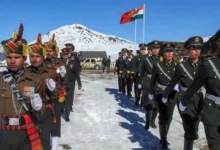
58,73,207,150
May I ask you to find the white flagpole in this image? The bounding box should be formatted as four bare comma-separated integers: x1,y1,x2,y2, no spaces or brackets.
134,19,137,50
143,4,145,43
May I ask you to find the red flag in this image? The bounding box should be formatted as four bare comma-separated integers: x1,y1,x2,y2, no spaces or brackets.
120,9,136,24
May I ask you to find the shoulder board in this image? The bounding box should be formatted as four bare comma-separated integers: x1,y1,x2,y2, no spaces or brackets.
202,55,215,61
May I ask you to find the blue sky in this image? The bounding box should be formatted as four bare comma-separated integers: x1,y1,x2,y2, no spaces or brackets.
0,0,219,44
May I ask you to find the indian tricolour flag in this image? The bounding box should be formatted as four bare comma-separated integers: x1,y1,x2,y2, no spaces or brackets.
131,5,144,20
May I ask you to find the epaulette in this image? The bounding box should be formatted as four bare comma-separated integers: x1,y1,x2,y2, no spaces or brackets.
202,55,215,61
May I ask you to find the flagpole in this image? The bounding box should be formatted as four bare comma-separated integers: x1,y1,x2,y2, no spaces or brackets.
134,19,137,50
143,4,145,43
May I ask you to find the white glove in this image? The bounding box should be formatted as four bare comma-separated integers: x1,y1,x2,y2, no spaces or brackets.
46,78,56,91
0,67,8,72
148,94,154,100
179,101,186,111
138,84,142,89
162,97,167,104
30,93,42,111
174,84,179,91
59,66,66,78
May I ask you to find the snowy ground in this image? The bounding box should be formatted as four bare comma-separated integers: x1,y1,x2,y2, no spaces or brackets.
58,73,208,150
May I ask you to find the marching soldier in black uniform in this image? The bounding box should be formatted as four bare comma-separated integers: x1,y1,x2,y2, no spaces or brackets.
64,43,82,115
114,52,122,92
179,33,220,150
138,41,161,130
115,48,128,95
61,45,82,122
125,50,134,97
131,50,141,105
148,43,178,149
163,36,203,150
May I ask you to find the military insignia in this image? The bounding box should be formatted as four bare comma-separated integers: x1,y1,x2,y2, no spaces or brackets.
23,86,35,97
70,64,73,68
142,44,145,47
167,44,170,47
195,37,199,42
155,41,158,44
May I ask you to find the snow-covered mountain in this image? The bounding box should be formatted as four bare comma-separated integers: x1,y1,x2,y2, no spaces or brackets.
31,24,137,55
0,23,213,64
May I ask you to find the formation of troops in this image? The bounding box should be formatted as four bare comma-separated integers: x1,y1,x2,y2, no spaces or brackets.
1,22,220,150
115,29,220,150
0,24,81,150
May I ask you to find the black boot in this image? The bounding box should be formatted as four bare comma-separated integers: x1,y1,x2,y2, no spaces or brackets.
145,110,152,130
159,125,168,149
183,139,194,150
150,109,158,129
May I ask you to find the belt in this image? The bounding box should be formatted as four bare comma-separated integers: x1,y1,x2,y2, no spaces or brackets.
205,93,220,105
147,74,152,79
156,83,167,91
0,117,24,126
179,85,201,93
179,85,187,92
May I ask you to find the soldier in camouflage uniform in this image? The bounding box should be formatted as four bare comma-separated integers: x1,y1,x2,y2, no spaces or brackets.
114,52,122,92
61,45,82,122
139,41,161,130
27,33,59,150
148,43,178,149
0,24,45,150
179,33,220,150
163,36,204,150
44,34,67,150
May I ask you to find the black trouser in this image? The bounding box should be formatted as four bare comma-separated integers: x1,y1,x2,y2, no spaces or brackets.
143,89,158,129
119,74,126,94
133,75,141,103
156,93,176,126
65,88,74,119
178,92,202,140
0,130,31,150
51,101,64,137
118,74,122,92
102,65,106,73
126,74,133,96
38,108,54,150
201,98,220,150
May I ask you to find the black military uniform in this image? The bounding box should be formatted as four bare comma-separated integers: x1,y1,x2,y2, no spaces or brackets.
63,44,82,122
131,50,142,105
114,52,122,92
163,37,204,150
125,50,134,97
115,48,128,94
149,43,177,149
180,34,220,150
137,43,149,104
138,41,161,130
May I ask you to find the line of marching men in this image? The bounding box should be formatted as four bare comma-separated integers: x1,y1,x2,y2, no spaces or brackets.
0,24,81,150
114,29,220,150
